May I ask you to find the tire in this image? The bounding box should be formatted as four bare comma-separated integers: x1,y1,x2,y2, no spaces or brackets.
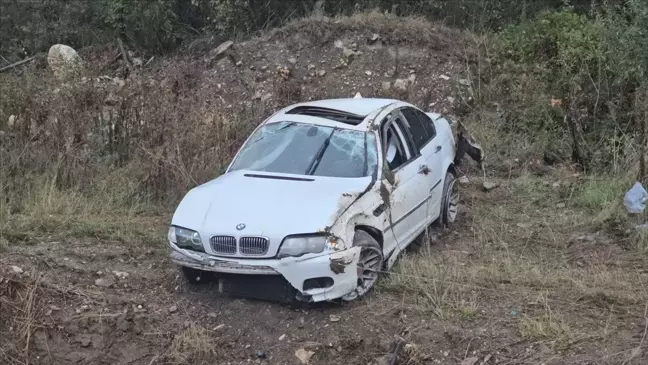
437,171,459,228
181,266,213,285
341,230,384,302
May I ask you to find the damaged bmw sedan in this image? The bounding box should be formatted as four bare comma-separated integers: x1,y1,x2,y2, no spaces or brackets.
168,97,478,303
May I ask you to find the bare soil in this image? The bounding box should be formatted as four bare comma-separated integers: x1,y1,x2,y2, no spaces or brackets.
2,13,647,365
2,166,648,365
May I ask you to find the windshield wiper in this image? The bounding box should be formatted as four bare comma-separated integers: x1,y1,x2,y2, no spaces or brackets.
306,128,337,175
247,122,297,146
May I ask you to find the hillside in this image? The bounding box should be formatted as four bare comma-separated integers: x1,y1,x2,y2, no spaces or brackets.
1,12,648,365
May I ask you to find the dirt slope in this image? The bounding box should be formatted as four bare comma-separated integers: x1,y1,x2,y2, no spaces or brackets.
2,13,648,365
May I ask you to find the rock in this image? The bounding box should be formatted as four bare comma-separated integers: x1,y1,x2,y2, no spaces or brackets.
279,334,286,341
169,305,178,313
48,44,83,79
381,81,391,92
10,265,23,274
112,271,129,279
255,351,267,359
317,70,327,77
458,176,470,185
209,40,234,60
369,33,380,42
295,348,315,364
439,74,450,81
208,312,217,318
376,354,396,365
8,115,16,127
459,79,471,86
408,74,416,83
334,40,344,48
447,96,456,103
365,70,373,76
261,93,273,102
482,181,499,192
94,278,112,287
394,79,409,92
78,334,92,347
288,57,297,65
552,182,561,188
329,314,340,322
461,357,479,365
308,63,316,70
213,324,225,331
557,203,566,208
253,91,262,100
342,47,359,62
236,60,243,67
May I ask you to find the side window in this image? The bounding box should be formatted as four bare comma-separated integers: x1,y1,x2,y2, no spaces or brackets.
381,117,413,171
401,107,433,150
414,109,436,140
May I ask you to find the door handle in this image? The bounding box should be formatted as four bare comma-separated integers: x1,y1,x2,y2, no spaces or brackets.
418,165,431,175
435,145,442,154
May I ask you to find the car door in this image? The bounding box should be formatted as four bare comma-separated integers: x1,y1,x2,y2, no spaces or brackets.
379,113,431,256
400,107,444,222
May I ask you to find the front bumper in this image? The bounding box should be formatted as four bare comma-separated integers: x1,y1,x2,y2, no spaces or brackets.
170,244,361,302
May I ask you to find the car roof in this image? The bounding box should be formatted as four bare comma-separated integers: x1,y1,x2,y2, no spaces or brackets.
266,98,402,130
290,98,399,117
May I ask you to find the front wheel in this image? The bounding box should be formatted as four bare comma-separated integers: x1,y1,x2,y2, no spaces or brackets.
341,230,384,302
437,171,459,228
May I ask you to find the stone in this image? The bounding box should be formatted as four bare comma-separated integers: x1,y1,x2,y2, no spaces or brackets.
169,305,178,313
295,348,315,364
94,278,113,287
47,44,83,79
10,265,23,274
369,33,380,42
288,57,297,65
209,41,234,60
8,115,16,127
329,314,340,322
394,79,409,92
459,78,471,86
482,181,499,191
461,357,479,365
376,354,396,365
365,70,373,76
458,176,470,185
381,81,391,92
439,74,450,81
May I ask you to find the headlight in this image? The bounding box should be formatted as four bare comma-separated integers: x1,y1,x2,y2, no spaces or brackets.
168,226,204,252
278,235,339,258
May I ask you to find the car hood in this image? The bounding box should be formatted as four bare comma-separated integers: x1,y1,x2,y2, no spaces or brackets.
171,170,372,257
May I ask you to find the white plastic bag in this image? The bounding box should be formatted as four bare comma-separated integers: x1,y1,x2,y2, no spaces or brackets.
624,182,648,214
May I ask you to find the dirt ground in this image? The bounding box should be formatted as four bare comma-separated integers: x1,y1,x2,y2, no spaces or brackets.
2,165,648,365
2,13,648,365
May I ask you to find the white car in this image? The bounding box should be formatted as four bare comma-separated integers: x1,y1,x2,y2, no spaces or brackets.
168,97,464,303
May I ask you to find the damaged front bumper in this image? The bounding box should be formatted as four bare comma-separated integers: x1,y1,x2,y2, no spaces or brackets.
170,244,361,302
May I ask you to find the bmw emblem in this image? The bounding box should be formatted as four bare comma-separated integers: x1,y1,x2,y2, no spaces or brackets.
236,223,246,231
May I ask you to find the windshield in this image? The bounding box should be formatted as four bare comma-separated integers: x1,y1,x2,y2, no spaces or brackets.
228,121,378,178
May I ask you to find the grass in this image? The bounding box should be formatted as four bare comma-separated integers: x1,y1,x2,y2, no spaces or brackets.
0,175,167,246
165,324,222,365
380,171,648,357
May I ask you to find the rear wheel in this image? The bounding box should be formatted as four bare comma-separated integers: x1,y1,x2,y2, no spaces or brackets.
341,230,383,302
